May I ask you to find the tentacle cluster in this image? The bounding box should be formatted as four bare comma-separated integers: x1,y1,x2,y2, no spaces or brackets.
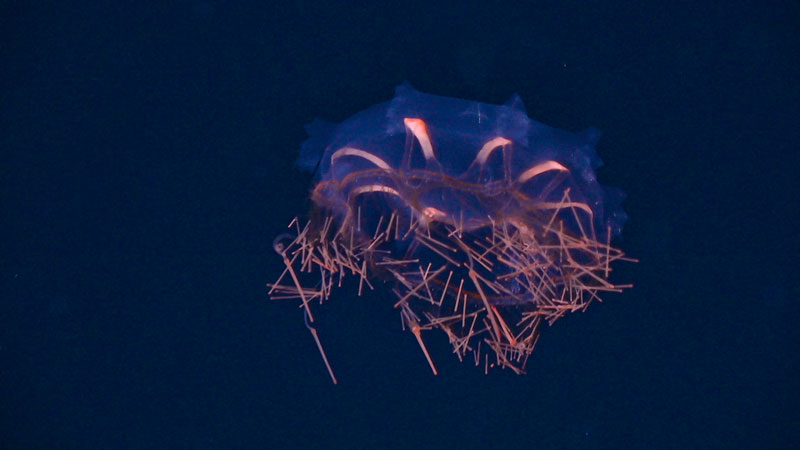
269,118,633,379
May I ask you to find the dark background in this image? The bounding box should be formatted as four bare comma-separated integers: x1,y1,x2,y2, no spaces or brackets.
2,1,797,448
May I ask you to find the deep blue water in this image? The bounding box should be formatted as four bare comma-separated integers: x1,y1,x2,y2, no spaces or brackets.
2,1,797,448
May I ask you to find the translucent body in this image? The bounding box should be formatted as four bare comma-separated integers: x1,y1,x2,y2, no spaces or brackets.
299,83,627,237
270,84,633,379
